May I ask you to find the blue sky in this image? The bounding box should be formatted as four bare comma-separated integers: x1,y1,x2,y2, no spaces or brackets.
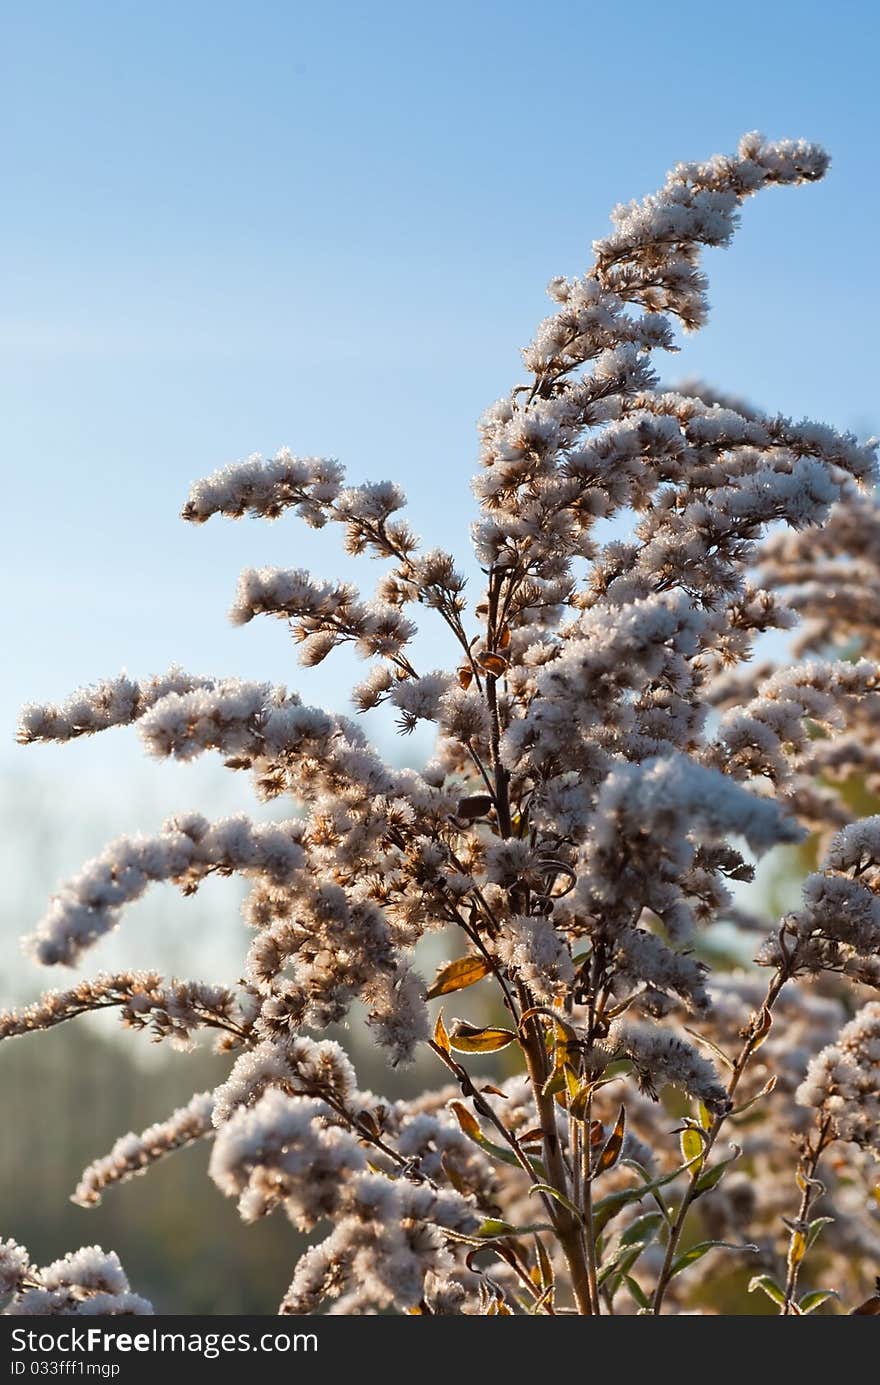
3,0,878,789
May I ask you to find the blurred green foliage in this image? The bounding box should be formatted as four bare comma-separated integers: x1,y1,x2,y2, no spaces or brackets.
0,1023,305,1314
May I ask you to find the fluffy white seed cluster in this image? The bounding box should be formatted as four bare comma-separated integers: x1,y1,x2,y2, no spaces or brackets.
73,1092,215,1207
797,1003,880,1158
209,1090,477,1313
759,817,880,975
17,667,215,745
26,814,307,966
1,1243,152,1317
181,451,345,526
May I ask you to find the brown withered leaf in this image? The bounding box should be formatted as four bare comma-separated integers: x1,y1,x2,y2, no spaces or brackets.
478,651,509,677
519,1126,545,1146
456,793,494,821
426,954,492,1001
457,665,474,690
751,1004,773,1049
596,1105,627,1173
850,1295,880,1315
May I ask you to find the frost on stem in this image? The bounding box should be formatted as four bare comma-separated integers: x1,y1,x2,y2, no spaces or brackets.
7,132,880,1317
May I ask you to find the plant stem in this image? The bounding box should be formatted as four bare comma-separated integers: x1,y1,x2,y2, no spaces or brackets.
781,1118,832,1315
651,967,789,1314
518,996,594,1316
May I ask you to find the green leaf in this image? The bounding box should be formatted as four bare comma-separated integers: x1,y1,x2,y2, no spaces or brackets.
799,1289,839,1315
748,1273,786,1306
528,1183,584,1224
476,1219,555,1240
598,1244,645,1290
477,1218,517,1238
670,1239,755,1279
806,1216,834,1251
619,1211,664,1248
692,1146,741,1198
541,1069,567,1098
623,1275,652,1311
593,1159,697,1236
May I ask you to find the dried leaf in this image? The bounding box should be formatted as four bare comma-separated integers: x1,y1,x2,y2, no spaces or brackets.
751,1004,773,1050
440,1151,469,1195
449,1100,481,1141
534,1235,554,1293
596,1105,626,1174
456,794,494,821
427,954,492,1000
433,1009,450,1054
850,1295,880,1315
569,1082,593,1122
519,1126,545,1146
478,651,509,677
731,1074,777,1117
449,1020,516,1053
457,665,474,690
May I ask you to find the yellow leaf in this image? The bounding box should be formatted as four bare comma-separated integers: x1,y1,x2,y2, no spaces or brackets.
680,1127,704,1171
564,1063,581,1099
449,1100,481,1141
433,1009,450,1054
569,1083,591,1122
788,1229,807,1270
449,1020,517,1053
427,954,492,1001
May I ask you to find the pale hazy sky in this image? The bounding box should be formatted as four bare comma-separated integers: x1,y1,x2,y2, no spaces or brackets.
2,1,877,987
